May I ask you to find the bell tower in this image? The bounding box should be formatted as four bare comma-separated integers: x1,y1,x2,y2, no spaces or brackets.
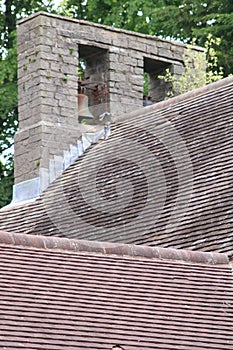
13,11,205,204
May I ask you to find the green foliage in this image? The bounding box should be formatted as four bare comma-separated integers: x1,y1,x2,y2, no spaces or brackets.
59,0,156,33
0,1,56,51
78,58,86,81
204,35,224,83
0,156,14,207
148,0,233,76
0,31,18,153
158,36,224,97
143,72,149,96
0,31,17,207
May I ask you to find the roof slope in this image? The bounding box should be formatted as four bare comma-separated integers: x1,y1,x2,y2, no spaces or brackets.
1,77,233,254
0,230,232,349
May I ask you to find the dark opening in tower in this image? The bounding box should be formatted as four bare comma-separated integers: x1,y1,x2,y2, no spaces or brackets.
143,57,171,104
78,44,109,123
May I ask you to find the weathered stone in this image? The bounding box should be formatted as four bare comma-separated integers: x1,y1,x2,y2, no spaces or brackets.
15,11,205,190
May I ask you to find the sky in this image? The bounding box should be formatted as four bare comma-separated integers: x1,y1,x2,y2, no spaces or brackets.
53,0,62,9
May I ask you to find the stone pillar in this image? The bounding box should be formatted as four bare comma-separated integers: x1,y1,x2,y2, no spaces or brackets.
15,13,79,186
108,48,143,115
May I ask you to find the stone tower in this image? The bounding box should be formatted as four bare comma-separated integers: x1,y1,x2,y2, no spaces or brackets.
13,11,205,203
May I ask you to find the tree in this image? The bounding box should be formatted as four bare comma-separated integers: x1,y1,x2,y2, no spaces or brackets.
0,156,14,208
146,0,233,76
59,0,158,32
159,35,224,97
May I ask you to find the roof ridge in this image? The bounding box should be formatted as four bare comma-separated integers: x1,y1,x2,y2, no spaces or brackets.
0,230,229,265
114,76,233,124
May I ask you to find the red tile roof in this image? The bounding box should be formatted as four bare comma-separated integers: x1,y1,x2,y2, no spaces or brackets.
0,230,232,349
1,77,233,255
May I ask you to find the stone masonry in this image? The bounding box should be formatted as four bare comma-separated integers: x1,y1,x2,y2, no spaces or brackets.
14,11,205,203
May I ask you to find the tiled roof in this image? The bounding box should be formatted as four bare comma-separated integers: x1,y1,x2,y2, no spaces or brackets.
0,230,232,349
1,77,233,254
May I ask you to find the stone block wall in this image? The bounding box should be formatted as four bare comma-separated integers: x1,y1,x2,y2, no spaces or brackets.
16,13,79,185
14,11,205,199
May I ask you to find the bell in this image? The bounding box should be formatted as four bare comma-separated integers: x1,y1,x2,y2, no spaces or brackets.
78,93,94,123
